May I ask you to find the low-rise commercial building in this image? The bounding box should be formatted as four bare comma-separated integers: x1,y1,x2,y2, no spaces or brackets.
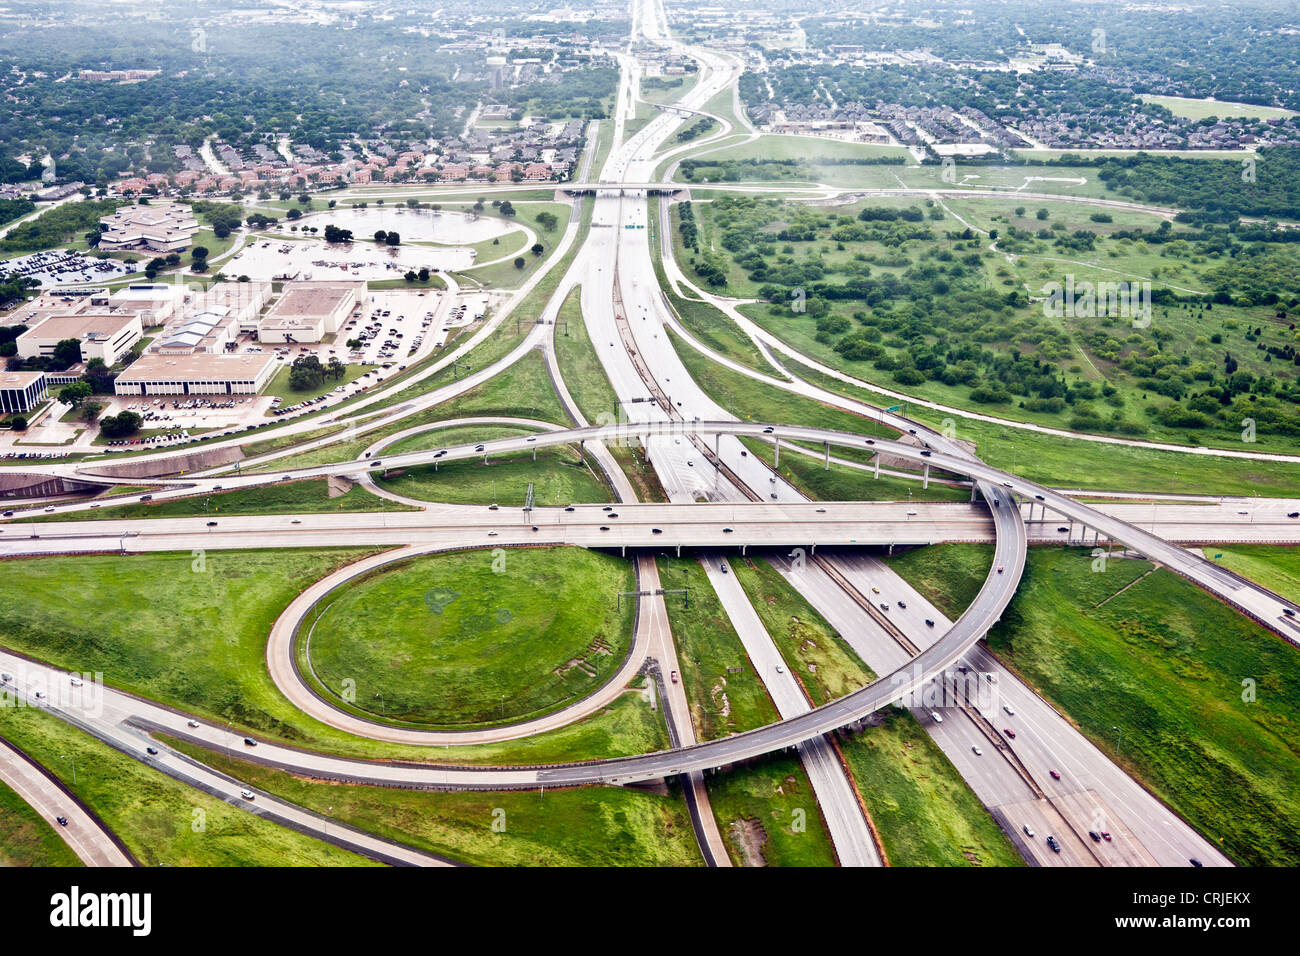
258,280,361,344
113,352,278,396
15,312,143,365
97,202,200,253
0,371,48,415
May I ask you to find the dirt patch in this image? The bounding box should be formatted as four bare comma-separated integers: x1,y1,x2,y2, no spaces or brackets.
728,817,768,867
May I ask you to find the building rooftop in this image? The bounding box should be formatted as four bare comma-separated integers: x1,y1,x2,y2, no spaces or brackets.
116,352,278,383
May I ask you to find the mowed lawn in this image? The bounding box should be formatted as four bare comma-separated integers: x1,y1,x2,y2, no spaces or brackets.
306,547,636,726
978,546,1300,866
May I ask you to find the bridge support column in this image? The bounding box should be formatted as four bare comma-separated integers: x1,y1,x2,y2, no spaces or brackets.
742,544,747,556
824,442,830,471
676,544,681,557
970,483,977,502
923,464,930,489
532,447,537,461
774,439,780,468
874,457,880,480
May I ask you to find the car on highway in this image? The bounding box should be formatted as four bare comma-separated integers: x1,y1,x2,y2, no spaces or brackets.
487,531,498,536
1089,831,1102,842
651,528,662,534
1001,480,1013,488
56,816,68,827
1049,769,1061,780
774,664,784,674
69,676,82,687
243,738,257,747
670,671,678,684
1290,512,1300,518
43,506,54,513
240,790,256,801
1023,824,1035,838
207,521,217,527
879,602,889,611
906,509,917,516
1189,857,1203,867
997,565,1005,573
146,746,159,755
1058,526,1069,533
971,745,982,756
1101,832,1112,842
1004,728,1016,739
291,519,302,524
564,506,575,512
925,619,935,627
1046,836,1061,853
763,427,774,434
898,600,907,609
722,527,733,533
871,586,880,594
929,711,943,723
140,494,153,501
187,720,199,728
1003,704,1015,715
599,526,610,531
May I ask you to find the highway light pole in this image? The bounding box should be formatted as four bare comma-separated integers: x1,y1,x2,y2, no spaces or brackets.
375,692,385,717
60,753,76,785
1113,725,1122,755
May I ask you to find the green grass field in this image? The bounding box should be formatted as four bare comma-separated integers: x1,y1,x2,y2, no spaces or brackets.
166,740,702,867
707,751,838,866
18,479,412,522
304,547,636,727
263,363,376,405
1208,545,1300,604
0,707,375,866
656,556,778,739
0,770,84,867
837,708,1024,867
969,545,1300,866
1138,95,1297,121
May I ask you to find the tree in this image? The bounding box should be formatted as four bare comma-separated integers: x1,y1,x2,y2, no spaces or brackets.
297,193,311,206
84,358,114,393
531,242,544,257
0,341,15,358
52,338,82,369
327,356,345,380
99,410,141,438
535,211,558,232
403,270,417,282
1036,208,1050,220
499,200,517,218
514,257,526,269
385,231,401,246
80,401,104,425
417,267,430,282
8,415,27,431
346,338,362,351
288,354,325,392
373,230,387,243
58,380,92,408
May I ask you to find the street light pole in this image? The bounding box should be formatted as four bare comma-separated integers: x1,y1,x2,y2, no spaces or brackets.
60,753,76,785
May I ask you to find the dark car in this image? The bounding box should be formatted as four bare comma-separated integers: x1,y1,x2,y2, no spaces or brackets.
146,746,159,755
56,816,68,827
1058,526,1069,533
1190,858,1203,867
920,449,931,457
651,528,663,534
1046,836,1061,853
599,525,610,531
139,494,153,502
564,506,576,512
1289,512,1300,518
243,737,258,747
206,521,217,527
1089,831,1102,843
925,619,935,627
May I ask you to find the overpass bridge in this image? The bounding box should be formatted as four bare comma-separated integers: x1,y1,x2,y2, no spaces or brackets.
559,182,686,196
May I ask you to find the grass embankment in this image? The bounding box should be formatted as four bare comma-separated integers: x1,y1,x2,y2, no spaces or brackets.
890,542,1300,866
0,773,83,867
19,479,413,522
0,707,373,866
166,740,701,867
739,436,969,503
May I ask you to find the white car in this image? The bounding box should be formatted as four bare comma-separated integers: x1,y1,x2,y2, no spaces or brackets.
69,676,83,687
240,790,255,801
930,711,943,723
971,745,983,756
774,664,785,674
1004,704,1015,716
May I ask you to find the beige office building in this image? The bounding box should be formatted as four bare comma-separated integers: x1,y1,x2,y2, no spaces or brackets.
114,352,278,396
258,281,361,344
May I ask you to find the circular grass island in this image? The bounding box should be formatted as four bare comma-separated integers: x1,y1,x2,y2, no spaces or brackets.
302,546,636,728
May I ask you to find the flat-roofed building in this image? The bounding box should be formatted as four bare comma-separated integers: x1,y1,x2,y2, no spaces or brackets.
15,312,143,365
0,371,48,415
258,280,361,344
114,352,278,396
97,202,200,253
4,289,111,329
108,283,184,326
